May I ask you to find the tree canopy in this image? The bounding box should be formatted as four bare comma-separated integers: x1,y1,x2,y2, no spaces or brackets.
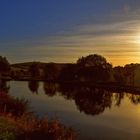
76,54,112,82
77,54,112,68
28,62,40,78
0,56,10,73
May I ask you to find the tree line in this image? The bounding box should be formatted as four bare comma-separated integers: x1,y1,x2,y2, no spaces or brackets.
0,54,139,86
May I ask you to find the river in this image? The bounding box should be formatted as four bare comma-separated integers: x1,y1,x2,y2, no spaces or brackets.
6,81,140,140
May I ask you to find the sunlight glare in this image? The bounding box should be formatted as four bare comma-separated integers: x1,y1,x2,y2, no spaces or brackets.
135,34,140,45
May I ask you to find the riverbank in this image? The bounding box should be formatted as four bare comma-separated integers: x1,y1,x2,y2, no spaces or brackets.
2,77,140,94
0,91,76,140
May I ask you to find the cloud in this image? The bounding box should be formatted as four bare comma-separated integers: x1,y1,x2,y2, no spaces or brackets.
1,7,140,66
123,4,131,14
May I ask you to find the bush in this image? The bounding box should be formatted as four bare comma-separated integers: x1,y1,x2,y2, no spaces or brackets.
0,114,76,140
0,92,76,140
0,117,16,140
0,56,10,74
0,92,28,116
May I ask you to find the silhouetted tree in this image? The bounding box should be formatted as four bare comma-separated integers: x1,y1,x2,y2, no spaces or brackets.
28,62,40,79
124,64,137,86
113,66,125,84
76,54,112,82
44,63,59,81
59,64,78,82
0,56,10,75
77,54,110,67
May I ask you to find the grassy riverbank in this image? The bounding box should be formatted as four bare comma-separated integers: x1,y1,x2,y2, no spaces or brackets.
0,92,76,140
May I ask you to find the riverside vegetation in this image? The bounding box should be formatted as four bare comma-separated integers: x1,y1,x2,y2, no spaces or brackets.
0,54,140,140
1,54,140,87
0,81,76,140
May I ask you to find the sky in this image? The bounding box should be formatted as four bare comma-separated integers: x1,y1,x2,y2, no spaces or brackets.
1,0,140,66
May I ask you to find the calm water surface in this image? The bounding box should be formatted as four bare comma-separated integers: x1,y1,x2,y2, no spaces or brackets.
8,81,140,140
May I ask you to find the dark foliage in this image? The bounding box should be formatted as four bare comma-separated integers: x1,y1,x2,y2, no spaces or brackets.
28,80,39,93
0,92,28,116
44,63,59,81
0,56,10,74
28,62,40,78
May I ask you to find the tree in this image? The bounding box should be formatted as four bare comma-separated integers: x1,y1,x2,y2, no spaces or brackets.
77,54,111,68
0,56,10,73
124,64,137,86
59,64,78,82
76,54,112,82
113,66,125,85
44,63,59,81
28,62,40,78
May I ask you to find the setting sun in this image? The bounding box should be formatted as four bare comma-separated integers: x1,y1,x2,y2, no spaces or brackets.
135,35,140,44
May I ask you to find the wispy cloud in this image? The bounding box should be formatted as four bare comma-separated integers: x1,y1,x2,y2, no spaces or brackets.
1,6,140,66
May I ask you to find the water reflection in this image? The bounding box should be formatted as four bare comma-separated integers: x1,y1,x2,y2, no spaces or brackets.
127,94,140,105
71,87,112,115
0,79,10,93
114,92,124,106
23,80,140,116
58,84,122,115
43,82,57,97
28,80,39,94
2,80,140,116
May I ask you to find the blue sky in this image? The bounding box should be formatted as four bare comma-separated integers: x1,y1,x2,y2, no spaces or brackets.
1,0,140,65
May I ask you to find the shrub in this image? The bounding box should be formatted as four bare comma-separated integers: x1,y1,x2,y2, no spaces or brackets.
0,92,76,140
0,117,16,140
0,92,28,116
0,114,76,140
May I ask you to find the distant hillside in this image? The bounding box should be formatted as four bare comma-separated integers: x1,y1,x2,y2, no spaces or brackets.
11,62,75,71
11,62,46,70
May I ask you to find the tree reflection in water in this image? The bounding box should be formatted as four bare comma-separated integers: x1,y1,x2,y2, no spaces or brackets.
28,80,39,94
0,79,10,93
127,94,140,105
114,92,124,107
74,87,112,115
0,80,139,117
43,82,58,97
4,80,140,116
59,85,113,115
